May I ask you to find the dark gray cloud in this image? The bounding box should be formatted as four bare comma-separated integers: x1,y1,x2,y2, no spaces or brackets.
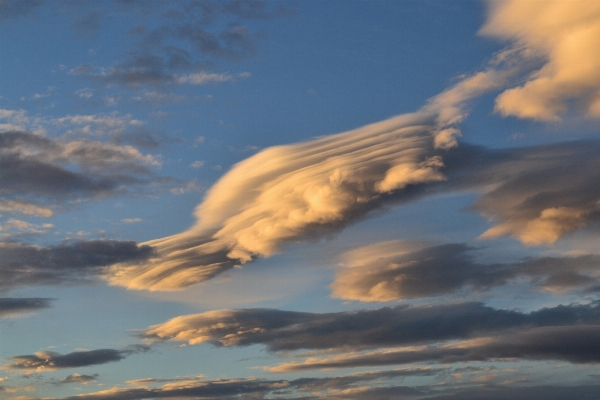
4,345,148,371
270,325,600,372
422,385,600,400
0,297,52,317
0,240,154,292
142,301,600,352
333,243,600,301
0,130,175,213
444,140,600,246
68,0,293,89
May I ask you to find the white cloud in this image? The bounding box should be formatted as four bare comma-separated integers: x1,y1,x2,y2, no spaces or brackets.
482,0,600,121
176,72,250,85
0,200,53,218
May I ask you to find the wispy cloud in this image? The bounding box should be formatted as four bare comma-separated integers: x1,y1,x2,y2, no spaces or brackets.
67,1,290,91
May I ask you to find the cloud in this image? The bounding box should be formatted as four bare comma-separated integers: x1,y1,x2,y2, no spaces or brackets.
0,0,42,21
268,325,600,372
452,141,600,245
121,218,142,224
481,0,600,120
67,1,289,90
50,377,289,400
28,371,600,400
0,240,154,292
105,69,508,291
0,200,53,218
141,301,600,352
422,384,600,400
0,219,54,240
332,241,600,301
57,373,98,385
0,298,52,318
29,369,437,400
0,129,173,211
3,345,148,372
176,71,249,85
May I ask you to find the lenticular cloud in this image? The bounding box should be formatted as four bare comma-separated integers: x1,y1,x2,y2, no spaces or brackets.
104,66,504,291
107,113,444,290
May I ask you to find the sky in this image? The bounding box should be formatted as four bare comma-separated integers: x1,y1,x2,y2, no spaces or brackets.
1,0,600,398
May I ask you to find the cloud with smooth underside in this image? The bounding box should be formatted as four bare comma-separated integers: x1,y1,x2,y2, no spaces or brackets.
0,298,52,318
332,241,600,302
3,345,148,372
141,301,600,352
268,324,600,372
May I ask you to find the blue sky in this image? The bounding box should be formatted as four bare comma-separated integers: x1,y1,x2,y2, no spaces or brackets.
1,1,600,399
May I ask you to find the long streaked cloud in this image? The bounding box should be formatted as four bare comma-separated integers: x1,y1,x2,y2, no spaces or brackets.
141,301,600,352
268,325,600,372
3,345,148,372
22,372,600,400
332,241,600,302
106,69,508,291
0,240,154,292
0,298,52,318
31,368,441,400
482,0,600,121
